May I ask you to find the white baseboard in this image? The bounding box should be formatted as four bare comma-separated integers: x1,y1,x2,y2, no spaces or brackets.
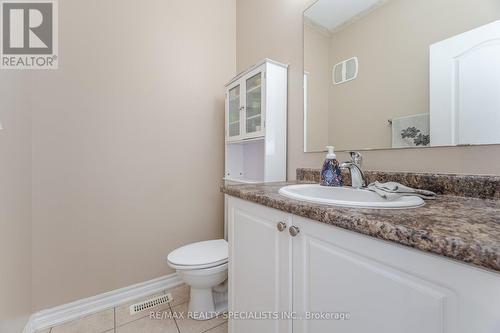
22,318,33,333
24,273,182,333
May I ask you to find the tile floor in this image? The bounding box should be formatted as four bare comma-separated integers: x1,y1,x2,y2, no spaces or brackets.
35,284,228,333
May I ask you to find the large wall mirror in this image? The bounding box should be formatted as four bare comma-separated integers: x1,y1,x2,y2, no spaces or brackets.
303,0,500,152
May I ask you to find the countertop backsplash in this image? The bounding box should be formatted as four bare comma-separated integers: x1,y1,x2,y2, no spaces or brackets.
296,168,500,200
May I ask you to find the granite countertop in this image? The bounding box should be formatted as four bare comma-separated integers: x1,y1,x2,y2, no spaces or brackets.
222,180,500,272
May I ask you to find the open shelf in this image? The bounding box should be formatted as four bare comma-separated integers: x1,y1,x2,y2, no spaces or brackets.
225,139,265,183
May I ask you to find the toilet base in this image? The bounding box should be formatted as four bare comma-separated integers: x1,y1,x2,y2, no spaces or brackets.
188,285,228,321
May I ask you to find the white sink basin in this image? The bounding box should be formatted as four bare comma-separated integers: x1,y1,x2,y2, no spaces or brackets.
279,184,424,209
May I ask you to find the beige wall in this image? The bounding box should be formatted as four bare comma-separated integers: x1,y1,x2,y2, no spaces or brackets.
0,74,32,330
237,0,500,177
327,0,500,150
304,23,330,152
30,0,235,311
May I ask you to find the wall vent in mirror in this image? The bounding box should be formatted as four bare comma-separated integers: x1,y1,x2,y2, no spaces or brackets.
332,57,358,85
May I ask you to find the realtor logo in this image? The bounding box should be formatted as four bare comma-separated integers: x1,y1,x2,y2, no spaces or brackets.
1,0,58,69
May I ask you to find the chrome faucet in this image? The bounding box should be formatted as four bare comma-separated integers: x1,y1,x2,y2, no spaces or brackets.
340,152,367,189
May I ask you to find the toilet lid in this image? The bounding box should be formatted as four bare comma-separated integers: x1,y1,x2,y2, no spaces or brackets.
167,239,228,268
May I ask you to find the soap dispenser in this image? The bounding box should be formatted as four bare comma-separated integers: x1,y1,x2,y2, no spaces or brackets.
320,146,343,187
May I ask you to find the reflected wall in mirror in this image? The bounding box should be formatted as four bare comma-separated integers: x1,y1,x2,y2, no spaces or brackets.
303,0,500,152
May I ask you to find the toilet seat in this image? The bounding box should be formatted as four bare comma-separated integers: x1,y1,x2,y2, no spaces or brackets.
168,260,228,271
167,239,228,270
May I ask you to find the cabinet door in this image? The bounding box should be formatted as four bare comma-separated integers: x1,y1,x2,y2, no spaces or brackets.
292,217,459,333
227,196,292,333
226,83,242,141
243,70,265,139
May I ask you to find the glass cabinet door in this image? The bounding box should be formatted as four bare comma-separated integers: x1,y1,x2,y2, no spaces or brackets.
228,85,241,139
245,72,263,136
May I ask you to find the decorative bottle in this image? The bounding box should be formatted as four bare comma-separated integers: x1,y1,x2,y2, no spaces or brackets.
320,146,343,187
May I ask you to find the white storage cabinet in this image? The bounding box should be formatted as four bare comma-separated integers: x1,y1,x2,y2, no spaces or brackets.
224,59,287,183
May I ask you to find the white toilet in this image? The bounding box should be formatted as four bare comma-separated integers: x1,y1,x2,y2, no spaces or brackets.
167,239,228,320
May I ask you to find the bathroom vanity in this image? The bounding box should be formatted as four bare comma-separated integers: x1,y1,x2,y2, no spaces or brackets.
222,171,500,333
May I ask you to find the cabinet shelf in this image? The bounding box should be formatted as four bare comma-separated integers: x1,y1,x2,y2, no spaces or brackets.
223,177,262,184
225,136,264,144
246,84,261,94
245,114,261,121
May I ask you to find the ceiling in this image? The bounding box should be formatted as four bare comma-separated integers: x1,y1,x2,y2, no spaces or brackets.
305,0,386,32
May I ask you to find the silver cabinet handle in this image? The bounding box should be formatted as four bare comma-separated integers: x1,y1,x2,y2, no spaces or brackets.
289,226,300,237
277,222,287,232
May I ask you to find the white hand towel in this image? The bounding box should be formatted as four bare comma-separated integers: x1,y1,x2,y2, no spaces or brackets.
367,181,437,201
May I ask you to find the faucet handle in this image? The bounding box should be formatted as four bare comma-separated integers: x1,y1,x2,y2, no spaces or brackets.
349,151,362,166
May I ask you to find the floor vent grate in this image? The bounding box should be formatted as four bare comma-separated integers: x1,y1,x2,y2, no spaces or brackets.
129,293,173,315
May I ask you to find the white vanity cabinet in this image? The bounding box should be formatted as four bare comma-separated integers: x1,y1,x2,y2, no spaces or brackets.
226,196,500,333
227,197,293,333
